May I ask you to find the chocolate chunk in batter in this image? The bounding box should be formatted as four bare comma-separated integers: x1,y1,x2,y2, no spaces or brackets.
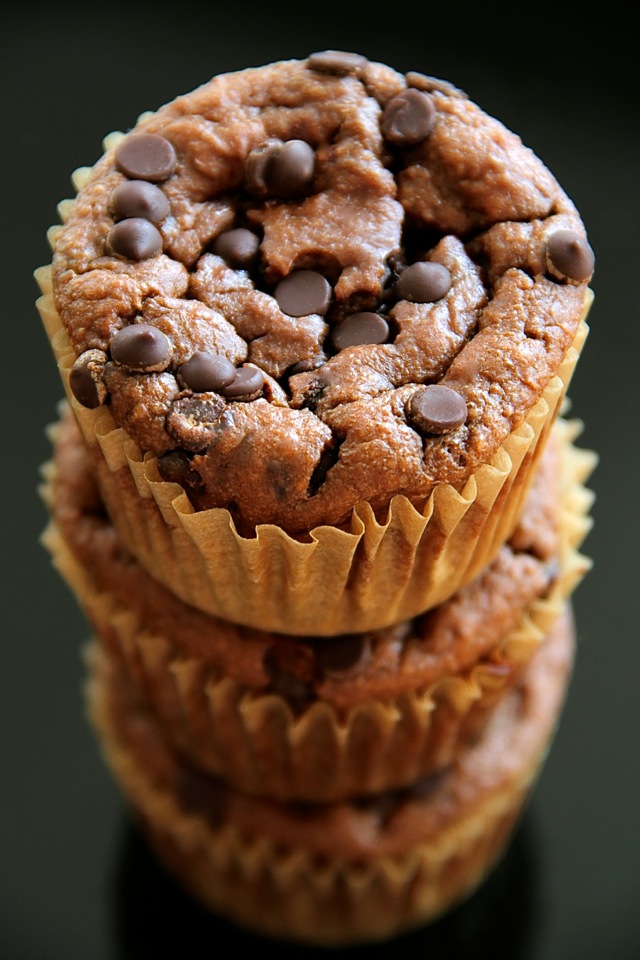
307,50,368,75
313,633,373,679
246,139,315,200
331,312,390,350
115,133,177,182
178,352,236,392
109,180,170,223
167,394,226,451
263,641,317,713
220,365,264,400
211,228,260,268
274,270,332,317
381,88,437,147
407,385,468,434
395,261,451,303
107,218,163,260
69,349,108,408
546,229,595,282
110,323,173,372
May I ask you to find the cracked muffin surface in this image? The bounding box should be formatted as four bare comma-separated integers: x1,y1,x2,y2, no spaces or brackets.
52,52,594,533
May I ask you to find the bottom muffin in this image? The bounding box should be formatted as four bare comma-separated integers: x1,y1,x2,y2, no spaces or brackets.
85,606,574,947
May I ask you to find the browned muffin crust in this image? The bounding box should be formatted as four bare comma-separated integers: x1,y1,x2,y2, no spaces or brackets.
52,54,593,532
50,404,561,714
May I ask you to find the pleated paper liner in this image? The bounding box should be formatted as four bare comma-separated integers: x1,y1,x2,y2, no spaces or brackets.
40,416,595,803
83,608,575,947
35,248,591,634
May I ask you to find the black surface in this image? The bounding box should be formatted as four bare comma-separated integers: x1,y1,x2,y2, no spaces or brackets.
2,5,639,958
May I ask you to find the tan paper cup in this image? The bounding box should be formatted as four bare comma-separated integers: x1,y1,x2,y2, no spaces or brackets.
37,250,591,636
41,414,594,802
84,607,575,946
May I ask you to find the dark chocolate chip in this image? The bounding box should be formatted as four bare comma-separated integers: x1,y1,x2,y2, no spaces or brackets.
178,352,236,392
287,355,326,377
114,133,177,182
546,229,595,281
307,438,341,497
220,365,264,400
263,641,316,714
69,349,108,408
157,450,205,495
110,323,173,372
274,270,332,317
314,633,372,679
298,373,330,411
245,140,279,195
332,312,390,351
109,180,170,223
166,394,226,451
107,218,163,260
246,139,315,200
381,88,437,147
307,50,368,75
407,384,468,434
396,261,451,303
211,228,260,268
266,139,315,199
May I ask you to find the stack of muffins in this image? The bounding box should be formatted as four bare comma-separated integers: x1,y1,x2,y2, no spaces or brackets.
36,52,596,946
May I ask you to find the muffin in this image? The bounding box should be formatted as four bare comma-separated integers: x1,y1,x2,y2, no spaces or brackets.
35,52,594,634
84,603,576,946
40,405,594,802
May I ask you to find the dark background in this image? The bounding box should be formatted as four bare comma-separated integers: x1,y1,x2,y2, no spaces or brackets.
2,4,638,958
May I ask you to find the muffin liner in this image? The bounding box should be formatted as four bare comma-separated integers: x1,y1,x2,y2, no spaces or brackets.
83,609,575,946
36,242,590,635
41,417,595,802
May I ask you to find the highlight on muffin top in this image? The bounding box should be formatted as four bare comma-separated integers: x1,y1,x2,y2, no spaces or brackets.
51,51,594,532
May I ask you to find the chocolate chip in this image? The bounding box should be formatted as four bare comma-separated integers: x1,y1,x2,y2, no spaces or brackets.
307,438,341,496
246,139,315,200
263,641,316,714
107,218,163,260
245,140,278,195
396,261,451,303
69,349,108,408
157,450,205,495
166,394,226,451
381,88,437,147
267,140,316,199
332,312,390,351
546,229,595,281
109,180,170,223
110,323,173,372
178,352,236,392
407,384,468,434
211,227,260,268
220,365,264,400
307,50,368,76
114,133,177,182
287,355,326,377
274,270,332,317
245,139,316,200
314,634,372,679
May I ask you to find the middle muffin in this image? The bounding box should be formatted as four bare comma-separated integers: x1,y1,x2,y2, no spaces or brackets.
41,407,594,803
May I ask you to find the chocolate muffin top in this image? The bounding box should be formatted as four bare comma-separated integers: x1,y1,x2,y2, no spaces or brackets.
52,52,594,533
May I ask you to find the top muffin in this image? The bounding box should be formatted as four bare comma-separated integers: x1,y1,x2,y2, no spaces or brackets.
52,51,594,534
